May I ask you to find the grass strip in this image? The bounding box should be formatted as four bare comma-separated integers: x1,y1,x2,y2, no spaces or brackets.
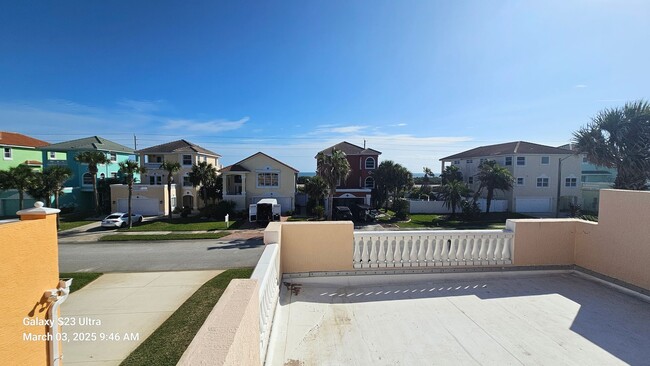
99,232,230,241
59,272,103,294
58,221,93,231
119,218,242,232
120,268,254,366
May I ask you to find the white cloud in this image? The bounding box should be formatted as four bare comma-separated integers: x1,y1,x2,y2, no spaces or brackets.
163,117,249,133
312,125,368,134
574,84,588,89
396,123,407,127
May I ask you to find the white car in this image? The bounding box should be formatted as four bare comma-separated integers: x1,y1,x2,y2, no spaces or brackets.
101,212,144,228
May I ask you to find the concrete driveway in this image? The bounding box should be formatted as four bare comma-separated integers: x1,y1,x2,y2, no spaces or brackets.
61,270,222,365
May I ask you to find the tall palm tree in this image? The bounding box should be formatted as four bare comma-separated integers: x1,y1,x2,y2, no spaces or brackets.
160,161,181,222
475,160,514,214
316,148,351,220
573,100,650,190
75,151,111,215
0,165,35,210
118,161,146,229
27,166,72,229
303,175,328,215
188,161,217,209
441,180,470,217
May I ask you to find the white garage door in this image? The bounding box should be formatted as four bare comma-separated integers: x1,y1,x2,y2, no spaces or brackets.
516,198,552,213
117,199,160,216
252,196,293,213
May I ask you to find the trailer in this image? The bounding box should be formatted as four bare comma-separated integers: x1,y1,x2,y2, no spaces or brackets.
249,198,281,222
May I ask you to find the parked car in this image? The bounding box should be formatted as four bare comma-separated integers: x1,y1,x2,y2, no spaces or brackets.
352,204,378,222
334,206,353,221
101,212,143,228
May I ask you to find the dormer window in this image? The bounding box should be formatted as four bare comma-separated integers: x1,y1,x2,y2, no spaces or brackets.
365,157,376,170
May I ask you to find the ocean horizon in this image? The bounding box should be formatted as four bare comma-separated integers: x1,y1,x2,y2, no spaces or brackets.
298,172,426,178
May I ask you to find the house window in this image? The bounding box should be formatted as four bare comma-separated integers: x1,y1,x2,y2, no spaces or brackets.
365,177,375,189
3,147,11,160
183,176,192,187
149,176,155,185
582,156,588,163
565,177,577,187
453,160,460,165
479,158,486,164
257,173,279,187
468,176,474,184
49,151,56,159
505,157,512,166
171,196,177,209
541,156,550,165
466,159,473,164
149,176,162,185
82,173,93,185
365,157,376,170
517,177,525,186
183,155,192,165
109,152,117,162
536,177,549,187
100,173,105,179
517,157,526,166
111,172,117,179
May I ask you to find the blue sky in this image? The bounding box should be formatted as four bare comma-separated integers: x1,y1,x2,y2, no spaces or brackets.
1,0,648,173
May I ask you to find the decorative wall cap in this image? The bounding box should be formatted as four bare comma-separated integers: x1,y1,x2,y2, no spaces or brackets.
16,201,61,216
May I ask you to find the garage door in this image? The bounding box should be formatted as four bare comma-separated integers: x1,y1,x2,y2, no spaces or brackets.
515,198,552,213
117,199,160,216
252,196,293,213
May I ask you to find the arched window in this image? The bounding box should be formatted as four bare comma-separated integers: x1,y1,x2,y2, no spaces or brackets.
82,173,93,185
100,173,106,180
365,177,375,189
365,157,376,170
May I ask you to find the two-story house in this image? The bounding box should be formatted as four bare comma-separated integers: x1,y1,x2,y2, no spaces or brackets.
440,141,581,214
0,132,49,216
39,136,135,212
221,152,298,213
130,140,221,213
316,141,381,208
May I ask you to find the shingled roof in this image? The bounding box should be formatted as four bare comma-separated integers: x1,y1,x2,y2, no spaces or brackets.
42,136,134,153
440,141,574,161
136,139,220,157
316,141,381,157
0,131,49,148
221,152,298,173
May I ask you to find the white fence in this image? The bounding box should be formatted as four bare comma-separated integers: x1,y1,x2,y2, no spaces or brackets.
408,199,508,214
353,230,513,269
250,243,281,364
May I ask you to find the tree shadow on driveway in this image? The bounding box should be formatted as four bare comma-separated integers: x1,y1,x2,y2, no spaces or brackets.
207,238,264,250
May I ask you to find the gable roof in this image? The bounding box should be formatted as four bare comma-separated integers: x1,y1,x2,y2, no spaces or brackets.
316,141,382,157
0,131,49,148
222,152,298,173
136,139,220,157
43,136,134,153
440,141,574,161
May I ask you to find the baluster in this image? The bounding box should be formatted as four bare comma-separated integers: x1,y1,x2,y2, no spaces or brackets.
410,236,419,266
441,236,450,265
433,238,442,265
479,237,488,264
361,238,370,268
378,237,386,268
353,238,362,268
494,237,503,264
486,237,496,264
425,236,434,266
417,236,426,266
463,238,473,265
471,237,480,264
448,237,458,265
394,238,403,267
369,237,378,268
386,238,395,267
402,238,411,267
456,237,466,265
502,236,512,264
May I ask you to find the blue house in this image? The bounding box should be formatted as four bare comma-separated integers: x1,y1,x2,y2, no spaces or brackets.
40,136,136,213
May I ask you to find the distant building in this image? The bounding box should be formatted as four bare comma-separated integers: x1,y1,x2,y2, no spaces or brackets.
440,141,581,214
316,141,381,207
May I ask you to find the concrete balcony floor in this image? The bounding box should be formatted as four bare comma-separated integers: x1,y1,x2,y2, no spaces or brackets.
266,271,650,366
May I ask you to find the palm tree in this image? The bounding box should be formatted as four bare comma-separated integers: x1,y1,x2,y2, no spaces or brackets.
441,180,470,217
316,149,351,220
0,165,35,210
27,166,72,229
475,160,514,214
188,161,217,209
75,151,111,215
118,161,146,229
160,161,181,222
303,175,328,215
573,100,650,190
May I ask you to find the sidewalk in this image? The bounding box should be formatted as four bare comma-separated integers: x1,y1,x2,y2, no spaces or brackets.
61,270,222,365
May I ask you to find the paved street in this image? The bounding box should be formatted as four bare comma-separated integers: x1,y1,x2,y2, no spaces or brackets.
59,238,265,272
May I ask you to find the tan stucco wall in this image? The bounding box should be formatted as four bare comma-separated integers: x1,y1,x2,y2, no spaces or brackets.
575,189,650,289
0,214,60,366
509,219,578,266
278,222,354,273
178,279,260,366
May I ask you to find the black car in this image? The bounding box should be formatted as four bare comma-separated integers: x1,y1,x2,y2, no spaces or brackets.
334,206,353,220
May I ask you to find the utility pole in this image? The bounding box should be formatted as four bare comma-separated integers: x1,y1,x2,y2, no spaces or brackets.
133,134,137,150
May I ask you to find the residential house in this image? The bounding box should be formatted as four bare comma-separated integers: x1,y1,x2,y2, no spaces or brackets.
440,141,581,214
135,139,221,212
40,136,135,212
0,132,49,216
221,152,298,213
316,141,381,207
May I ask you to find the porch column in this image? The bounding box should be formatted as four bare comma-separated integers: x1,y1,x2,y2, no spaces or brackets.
241,174,246,195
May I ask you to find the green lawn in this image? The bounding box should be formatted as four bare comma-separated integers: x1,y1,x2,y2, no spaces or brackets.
59,272,103,293
99,232,231,242
58,220,93,231
120,268,254,366
118,217,240,232
386,212,530,230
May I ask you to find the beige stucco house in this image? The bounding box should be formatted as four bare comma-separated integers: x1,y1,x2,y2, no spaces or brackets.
440,141,581,214
109,183,175,216
221,152,298,214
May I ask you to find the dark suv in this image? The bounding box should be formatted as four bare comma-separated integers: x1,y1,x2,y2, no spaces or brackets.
334,206,353,220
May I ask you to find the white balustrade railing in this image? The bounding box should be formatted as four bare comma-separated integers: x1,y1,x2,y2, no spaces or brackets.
353,230,513,269
250,243,280,364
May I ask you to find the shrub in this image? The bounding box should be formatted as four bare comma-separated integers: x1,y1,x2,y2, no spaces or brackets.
568,203,582,218
314,205,325,219
460,199,481,221
580,214,598,222
198,201,237,220
180,206,192,218
392,199,410,221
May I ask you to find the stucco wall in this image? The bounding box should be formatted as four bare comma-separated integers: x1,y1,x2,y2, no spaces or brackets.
508,219,578,266
278,222,354,273
242,153,296,211
110,184,172,215
178,279,260,366
0,213,60,365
